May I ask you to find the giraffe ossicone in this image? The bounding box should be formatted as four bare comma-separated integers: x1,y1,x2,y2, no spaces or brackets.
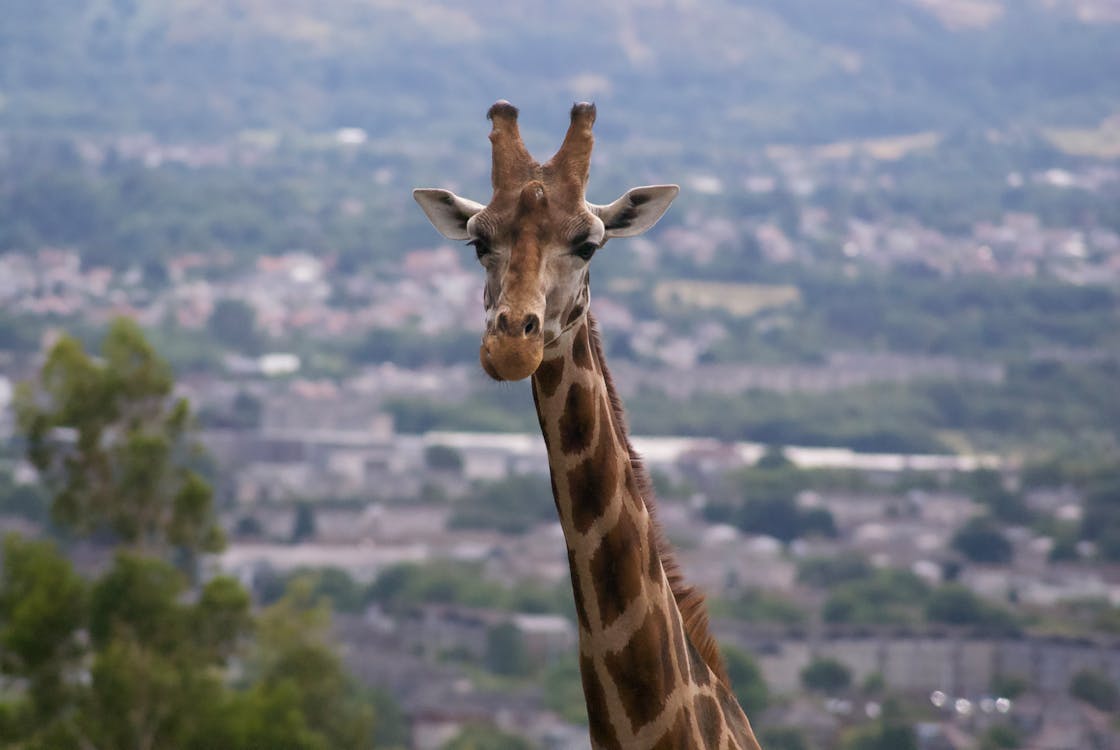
415,102,763,750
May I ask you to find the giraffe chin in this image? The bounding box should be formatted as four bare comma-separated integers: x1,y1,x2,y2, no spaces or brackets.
480,336,543,381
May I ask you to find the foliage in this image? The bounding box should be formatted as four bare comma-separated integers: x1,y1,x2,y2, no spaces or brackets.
990,673,1029,700
951,516,1014,564
449,474,555,535
758,727,810,750
1069,668,1119,712
248,579,376,749
964,470,1031,525
924,584,1020,634
294,567,369,614
542,658,588,725
15,318,223,558
208,298,261,354
706,463,837,542
0,534,87,736
712,588,808,626
839,697,918,750
2,322,394,750
980,724,1022,750
722,645,770,715
485,622,530,677
0,539,307,750
800,657,852,694
442,724,533,750
368,561,571,617
291,502,317,543
0,473,49,524
822,570,930,626
798,553,875,588
425,444,464,473
1079,468,1120,561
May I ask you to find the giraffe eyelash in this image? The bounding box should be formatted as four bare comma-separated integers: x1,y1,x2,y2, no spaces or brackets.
467,239,492,260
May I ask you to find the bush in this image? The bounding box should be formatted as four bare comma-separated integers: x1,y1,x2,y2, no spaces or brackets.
801,657,852,694
952,516,1014,564
1069,669,1119,711
723,646,769,715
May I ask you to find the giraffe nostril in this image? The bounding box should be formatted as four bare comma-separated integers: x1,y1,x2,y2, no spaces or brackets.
496,312,510,334
523,315,540,337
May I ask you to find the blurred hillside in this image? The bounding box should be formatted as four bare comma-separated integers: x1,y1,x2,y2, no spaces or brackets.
3,0,1118,147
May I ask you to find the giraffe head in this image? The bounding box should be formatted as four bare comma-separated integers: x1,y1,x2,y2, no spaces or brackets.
414,101,678,381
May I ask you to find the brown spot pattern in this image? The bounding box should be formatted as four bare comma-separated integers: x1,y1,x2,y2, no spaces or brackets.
565,303,585,328
696,695,724,749
572,324,593,370
669,603,691,686
645,519,662,583
687,638,711,688
604,609,675,731
719,685,757,748
581,655,622,750
589,510,644,627
650,705,692,750
567,549,591,632
533,356,565,398
566,399,620,534
558,383,595,455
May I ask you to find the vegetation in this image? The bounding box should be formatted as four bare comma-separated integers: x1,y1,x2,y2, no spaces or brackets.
980,724,1023,750
839,697,918,750
711,589,808,627
952,516,1014,565
442,724,533,750
15,318,224,559
822,569,931,627
368,561,573,618
449,475,555,535
758,727,811,750
0,323,395,749
1069,669,1119,712
723,646,770,715
705,459,838,542
800,657,853,694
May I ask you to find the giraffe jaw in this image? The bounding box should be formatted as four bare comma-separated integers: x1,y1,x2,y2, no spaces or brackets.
480,334,543,381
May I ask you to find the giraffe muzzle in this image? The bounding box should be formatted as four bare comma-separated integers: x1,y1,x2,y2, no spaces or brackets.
480,315,544,381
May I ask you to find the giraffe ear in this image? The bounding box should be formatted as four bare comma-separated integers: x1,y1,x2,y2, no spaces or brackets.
413,189,486,241
591,185,679,239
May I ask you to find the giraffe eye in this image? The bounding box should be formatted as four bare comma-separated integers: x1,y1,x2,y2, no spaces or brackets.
572,241,599,261
467,239,492,261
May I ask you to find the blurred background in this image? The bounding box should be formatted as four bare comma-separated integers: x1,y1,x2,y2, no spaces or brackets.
2,2,1120,749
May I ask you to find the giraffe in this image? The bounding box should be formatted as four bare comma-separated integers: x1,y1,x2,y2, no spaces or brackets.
414,101,764,750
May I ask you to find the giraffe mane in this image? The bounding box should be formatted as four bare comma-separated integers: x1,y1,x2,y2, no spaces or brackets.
586,314,731,687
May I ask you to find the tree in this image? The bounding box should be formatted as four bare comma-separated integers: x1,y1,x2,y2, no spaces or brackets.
543,658,588,725
0,535,87,740
1069,669,1119,711
208,298,261,353
16,318,223,559
442,724,533,750
966,469,1030,524
291,502,317,543
425,444,464,473
449,475,554,535
800,657,852,694
979,724,1022,750
952,516,1013,564
246,578,375,749
759,727,810,750
722,645,769,715
840,697,917,750
485,622,530,677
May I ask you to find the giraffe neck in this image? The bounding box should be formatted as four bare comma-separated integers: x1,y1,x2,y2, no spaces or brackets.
531,315,762,750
